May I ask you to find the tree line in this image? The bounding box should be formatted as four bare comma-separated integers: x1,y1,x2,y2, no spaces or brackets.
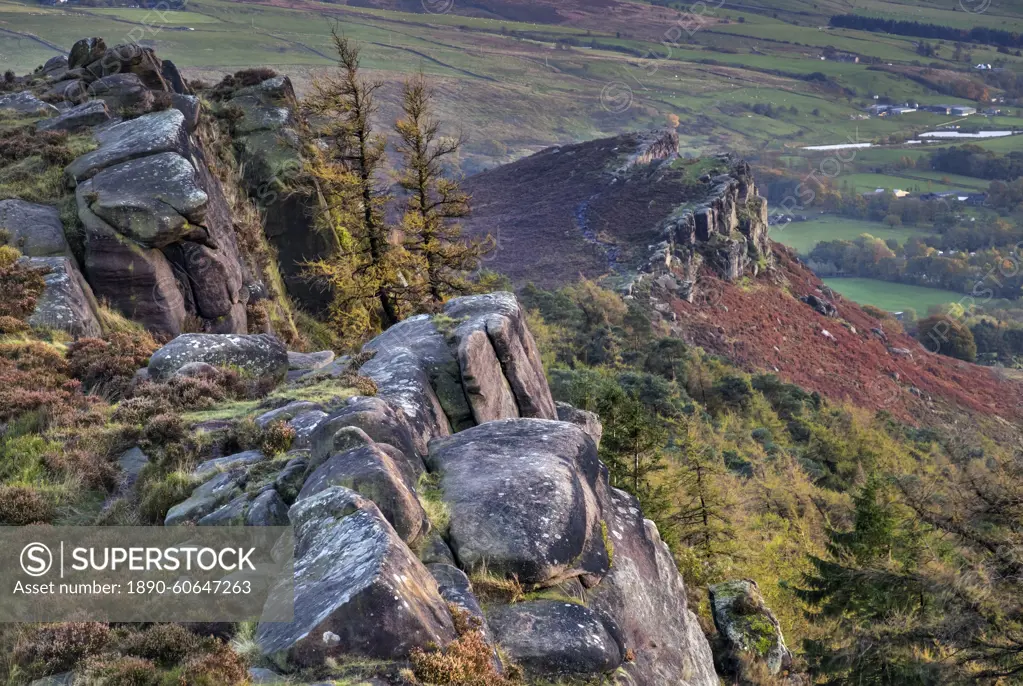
830,13,1023,49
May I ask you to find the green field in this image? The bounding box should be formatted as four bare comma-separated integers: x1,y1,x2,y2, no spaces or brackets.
823,277,966,313
770,217,926,254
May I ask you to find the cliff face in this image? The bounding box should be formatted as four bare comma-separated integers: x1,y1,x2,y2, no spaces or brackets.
155,292,719,685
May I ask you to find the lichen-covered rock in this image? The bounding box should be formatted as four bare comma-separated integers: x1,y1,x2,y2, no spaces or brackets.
66,109,191,183
19,256,101,337
274,452,309,504
0,200,71,257
288,350,335,371
361,319,456,453
246,489,290,526
255,486,455,666
298,444,428,544
148,333,289,382
710,579,792,679
77,198,187,335
556,402,603,448
36,100,110,132
84,43,169,91
309,397,422,474
0,91,58,117
41,55,69,76
116,446,149,495
487,600,622,676
587,487,718,686
81,152,210,248
171,94,200,131
193,449,266,480
427,418,609,585
444,292,558,420
255,401,323,429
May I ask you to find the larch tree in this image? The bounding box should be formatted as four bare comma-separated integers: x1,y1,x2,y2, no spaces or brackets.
394,72,493,309
302,27,413,344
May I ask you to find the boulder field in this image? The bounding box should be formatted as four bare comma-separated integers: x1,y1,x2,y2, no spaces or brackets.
154,292,719,684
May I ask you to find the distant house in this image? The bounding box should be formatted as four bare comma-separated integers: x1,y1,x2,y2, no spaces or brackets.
974,63,993,70
951,106,977,116
965,192,987,206
866,104,891,115
983,107,1002,116
889,107,917,115
833,52,859,63
921,104,953,115
862,188,909,198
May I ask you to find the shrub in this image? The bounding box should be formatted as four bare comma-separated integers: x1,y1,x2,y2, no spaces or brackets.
44,446,118,490
0,314,27,333
177,640,247,686
14,622,111,676
0,126,76,166
142,413,186,447
117,624,207,667
916,315,977,362
260,420,295,456
233,66,277,87
67,331,159,398
81,656,160,686
0,245,47,320
409,606,516,686
0,485,54,524
112,395,171,425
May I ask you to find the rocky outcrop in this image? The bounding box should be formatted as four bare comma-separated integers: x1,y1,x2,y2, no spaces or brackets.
67,108,249,334
660,158,772,290
359,292,558,450
218,74,332,312
148,237,716,685
36,100,110,132
255,487,456,666
710,579,793,681
148,333,289,382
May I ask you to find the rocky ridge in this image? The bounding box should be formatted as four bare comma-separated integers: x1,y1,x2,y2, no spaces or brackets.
155,292,718,685
1,40,296,338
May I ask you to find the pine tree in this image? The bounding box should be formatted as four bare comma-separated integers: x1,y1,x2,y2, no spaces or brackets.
302,28,413,343
394,73,492,309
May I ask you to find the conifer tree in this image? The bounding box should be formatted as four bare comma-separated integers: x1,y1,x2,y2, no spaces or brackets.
302,28,413,343
394,73,492,309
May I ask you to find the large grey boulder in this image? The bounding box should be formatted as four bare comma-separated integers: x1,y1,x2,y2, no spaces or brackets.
148,333,289,382
0,200,70,257
41,55,69,76
255,487,455,666
487,600,622,676
66,109,191,183
298,444,428,544
710,579,793,679
82,152,210,248
117,446,149,495
36,100,110,132
444,292,557,421
288,350,334,371
426,419,610,586
18,256,101,337
0,91,58,117
586,487,718,686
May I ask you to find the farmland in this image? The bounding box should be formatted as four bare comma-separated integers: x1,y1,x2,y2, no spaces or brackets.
770,216,926,254
823,277,967,313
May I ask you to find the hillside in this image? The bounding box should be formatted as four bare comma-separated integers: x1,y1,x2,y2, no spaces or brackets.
463,130,1023,422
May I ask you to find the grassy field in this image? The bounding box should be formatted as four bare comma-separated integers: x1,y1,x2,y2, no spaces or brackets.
770,216,926,254
823,277,966,313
